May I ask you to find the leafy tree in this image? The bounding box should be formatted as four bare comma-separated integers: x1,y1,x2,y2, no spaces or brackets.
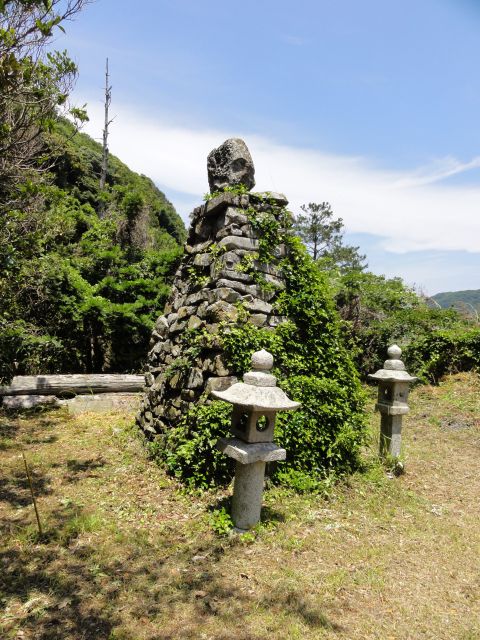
293,201,366,271
0,0,88,205
0,0,90,382
332,268,477,379
0,5,184,387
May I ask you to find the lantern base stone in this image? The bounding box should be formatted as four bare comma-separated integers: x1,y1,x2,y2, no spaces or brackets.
217,437,286,464
376,403,409,416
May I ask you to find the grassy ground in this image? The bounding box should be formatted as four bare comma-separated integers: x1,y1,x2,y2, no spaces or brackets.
1,373,479,640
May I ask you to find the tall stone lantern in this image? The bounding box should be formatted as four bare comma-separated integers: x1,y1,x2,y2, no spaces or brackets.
212,349,300,531
368,345,417,459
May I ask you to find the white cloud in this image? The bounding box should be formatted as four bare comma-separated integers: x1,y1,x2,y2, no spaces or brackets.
390,156,480,188
81,101,480,254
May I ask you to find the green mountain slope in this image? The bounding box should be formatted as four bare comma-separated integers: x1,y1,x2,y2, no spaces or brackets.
52,119,186,245
432,290,480,310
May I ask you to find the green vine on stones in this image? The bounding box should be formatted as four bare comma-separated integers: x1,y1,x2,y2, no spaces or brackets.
203,183,250,202
186,264,209,288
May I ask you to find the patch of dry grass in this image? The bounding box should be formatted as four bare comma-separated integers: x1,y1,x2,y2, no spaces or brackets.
1,372,479,639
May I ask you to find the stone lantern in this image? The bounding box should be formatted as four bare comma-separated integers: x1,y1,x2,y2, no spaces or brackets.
212,349,300,531
368,344,417,459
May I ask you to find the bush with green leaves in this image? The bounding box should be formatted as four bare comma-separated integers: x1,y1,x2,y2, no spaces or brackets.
404,327,480,383
155,193,368,490
331,267,474,380
289,203,480,383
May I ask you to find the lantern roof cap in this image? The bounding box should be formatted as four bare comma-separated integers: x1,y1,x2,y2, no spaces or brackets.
211,349,301,411
368,344,417,383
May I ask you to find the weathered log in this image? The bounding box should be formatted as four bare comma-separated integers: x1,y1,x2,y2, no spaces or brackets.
0,374,145,397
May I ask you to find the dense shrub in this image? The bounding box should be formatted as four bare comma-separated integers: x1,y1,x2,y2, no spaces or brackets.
290,207,480,383
405,328,480,383
331,268,476,381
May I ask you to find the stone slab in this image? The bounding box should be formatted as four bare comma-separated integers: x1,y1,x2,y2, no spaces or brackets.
193,253,213,267
218,236,259,252
217,437,286,464
216,278,257,296
2,395,60,410
205,376,238,393
241,296,272,314
250,191,288,206
0,374,145,396
204,192,237,217
61,393,141,415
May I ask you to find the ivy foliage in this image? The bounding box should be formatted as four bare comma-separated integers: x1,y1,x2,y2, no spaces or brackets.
156,193,368,490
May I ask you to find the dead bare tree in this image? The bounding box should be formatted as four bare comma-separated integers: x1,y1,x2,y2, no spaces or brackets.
99,57,112,191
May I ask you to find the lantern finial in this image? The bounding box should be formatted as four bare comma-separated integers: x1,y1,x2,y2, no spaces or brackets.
387,344,402,359
251,349,274,371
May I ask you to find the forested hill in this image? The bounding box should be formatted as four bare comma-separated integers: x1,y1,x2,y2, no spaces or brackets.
52,119,186,244
0,118,187,381
432,289,480,310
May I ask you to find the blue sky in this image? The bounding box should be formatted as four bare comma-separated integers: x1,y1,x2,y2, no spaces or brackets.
57,0,480,294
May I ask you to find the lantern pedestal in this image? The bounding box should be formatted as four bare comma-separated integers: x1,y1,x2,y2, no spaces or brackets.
217,437,286,531
379,413,404,458
232,461,265,531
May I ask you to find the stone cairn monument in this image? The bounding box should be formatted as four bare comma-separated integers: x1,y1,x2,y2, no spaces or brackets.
137,138,290,437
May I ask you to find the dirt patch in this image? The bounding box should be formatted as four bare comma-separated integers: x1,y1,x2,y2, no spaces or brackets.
440,418,473,430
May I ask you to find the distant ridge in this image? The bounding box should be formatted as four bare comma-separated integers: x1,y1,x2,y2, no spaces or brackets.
432,289,480,310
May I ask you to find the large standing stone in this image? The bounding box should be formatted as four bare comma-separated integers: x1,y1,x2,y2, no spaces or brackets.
207,138,255,193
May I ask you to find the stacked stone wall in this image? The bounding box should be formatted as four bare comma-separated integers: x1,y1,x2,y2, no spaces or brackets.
137,190,290,435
